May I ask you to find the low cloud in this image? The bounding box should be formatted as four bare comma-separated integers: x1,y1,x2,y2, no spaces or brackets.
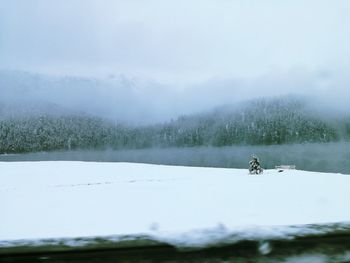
0,70,349,124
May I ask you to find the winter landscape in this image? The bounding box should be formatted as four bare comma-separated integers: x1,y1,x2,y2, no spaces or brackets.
2,1,350,262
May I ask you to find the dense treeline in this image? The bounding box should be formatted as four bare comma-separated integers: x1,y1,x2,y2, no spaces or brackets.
0,98,347,153
0,116,150,153
157,98,341,147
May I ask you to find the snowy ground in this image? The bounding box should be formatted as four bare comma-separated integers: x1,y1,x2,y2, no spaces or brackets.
1,161,350,247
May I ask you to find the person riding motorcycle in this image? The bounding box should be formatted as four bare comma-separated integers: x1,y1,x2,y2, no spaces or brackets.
249,155,263,174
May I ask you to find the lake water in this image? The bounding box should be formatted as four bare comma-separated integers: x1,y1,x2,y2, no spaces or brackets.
1,141,350,174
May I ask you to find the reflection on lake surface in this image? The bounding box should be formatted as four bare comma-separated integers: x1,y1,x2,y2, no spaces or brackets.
1,142,350,174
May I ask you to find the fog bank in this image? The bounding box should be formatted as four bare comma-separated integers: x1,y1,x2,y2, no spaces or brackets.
0,70,349,124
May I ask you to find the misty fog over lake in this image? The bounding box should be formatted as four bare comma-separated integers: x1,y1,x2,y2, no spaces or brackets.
1,142,350,174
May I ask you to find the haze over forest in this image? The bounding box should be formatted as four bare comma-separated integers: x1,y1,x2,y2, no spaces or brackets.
1,0,350,154
1,70,350,154
0,70,349,125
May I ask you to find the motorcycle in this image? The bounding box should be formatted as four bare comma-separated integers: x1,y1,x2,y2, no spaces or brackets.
249,163,263,174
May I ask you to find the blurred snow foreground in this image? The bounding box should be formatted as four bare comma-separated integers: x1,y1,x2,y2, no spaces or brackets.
1,161,350,247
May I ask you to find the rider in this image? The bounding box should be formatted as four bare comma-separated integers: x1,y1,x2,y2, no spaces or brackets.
249,155,261,171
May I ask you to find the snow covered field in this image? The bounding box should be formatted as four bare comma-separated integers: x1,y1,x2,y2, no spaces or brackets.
1,161,350,248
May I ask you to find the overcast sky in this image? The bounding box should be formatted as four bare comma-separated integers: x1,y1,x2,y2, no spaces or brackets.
1,0,350,83
1,0,350,121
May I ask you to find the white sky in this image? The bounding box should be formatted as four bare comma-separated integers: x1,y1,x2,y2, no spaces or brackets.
1,0,350,85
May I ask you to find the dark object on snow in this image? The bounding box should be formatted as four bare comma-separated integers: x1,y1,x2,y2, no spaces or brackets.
249,155,263,174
